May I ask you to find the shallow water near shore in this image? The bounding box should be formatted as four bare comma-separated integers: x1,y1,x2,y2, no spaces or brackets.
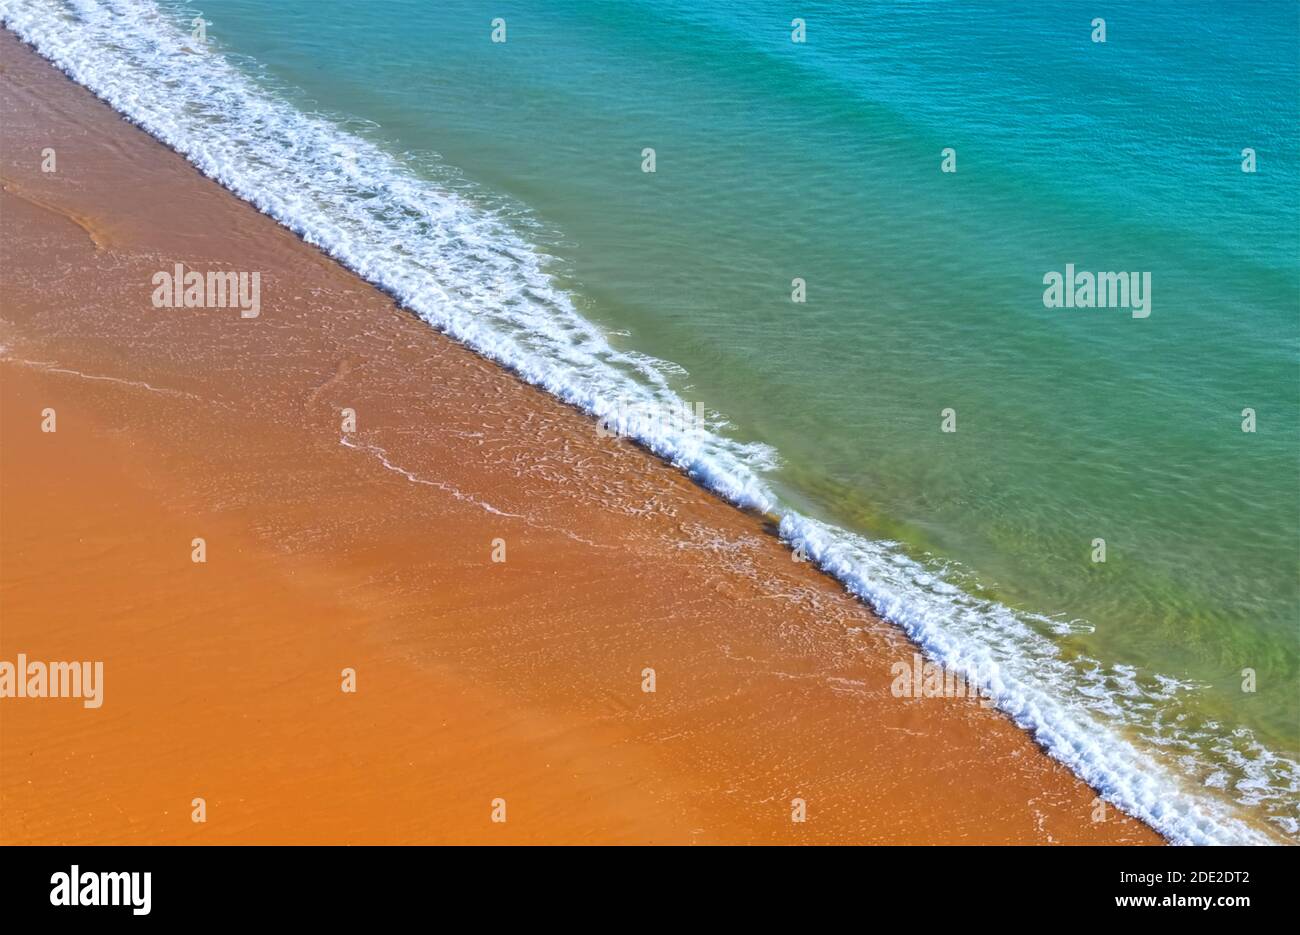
4,0,1297,842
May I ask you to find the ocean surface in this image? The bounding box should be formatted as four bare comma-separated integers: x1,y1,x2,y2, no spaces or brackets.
3,0,1297,844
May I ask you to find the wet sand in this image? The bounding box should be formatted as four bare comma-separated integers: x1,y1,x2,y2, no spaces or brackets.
0,30,1160,845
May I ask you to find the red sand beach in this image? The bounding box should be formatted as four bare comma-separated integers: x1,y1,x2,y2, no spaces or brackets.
0,30,1160,845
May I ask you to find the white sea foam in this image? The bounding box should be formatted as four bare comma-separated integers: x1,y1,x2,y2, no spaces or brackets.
5,0,1293,845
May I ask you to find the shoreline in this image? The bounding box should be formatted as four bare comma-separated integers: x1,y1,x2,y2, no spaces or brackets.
0,28,1161,844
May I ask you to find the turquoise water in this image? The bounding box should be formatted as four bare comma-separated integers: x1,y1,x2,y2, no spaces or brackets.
8,0,1296,840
